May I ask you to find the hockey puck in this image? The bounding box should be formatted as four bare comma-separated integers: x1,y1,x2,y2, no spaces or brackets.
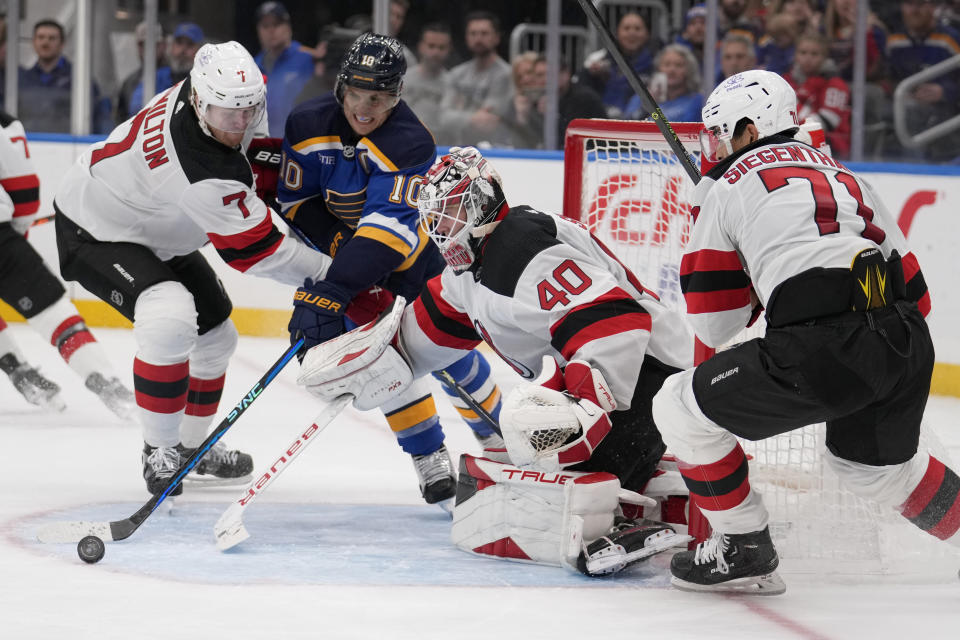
77,535,105,564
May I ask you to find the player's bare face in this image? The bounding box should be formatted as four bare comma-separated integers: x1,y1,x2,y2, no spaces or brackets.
342,87,398,136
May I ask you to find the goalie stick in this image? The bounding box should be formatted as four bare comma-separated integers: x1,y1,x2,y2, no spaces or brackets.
576,0,702,184
214,394,351,551
36,338,305,544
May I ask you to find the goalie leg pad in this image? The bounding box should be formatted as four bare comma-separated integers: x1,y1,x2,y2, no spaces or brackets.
450,453,621,567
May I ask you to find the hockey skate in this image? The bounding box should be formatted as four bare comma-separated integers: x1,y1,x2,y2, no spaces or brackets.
180,441,254,487
670,527,786,595
85,372,136,419
576,516,692,576
7,362,66,412
412,444,456,508
142,443,185,496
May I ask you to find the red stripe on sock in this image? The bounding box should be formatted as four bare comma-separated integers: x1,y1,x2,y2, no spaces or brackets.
929,494,960,541
134,358,190,383
49,315,84,346
135,393,188,414
185,375,225,417
678,443,747,483
900,456,946,519
689,478,752,511
58,330,96,361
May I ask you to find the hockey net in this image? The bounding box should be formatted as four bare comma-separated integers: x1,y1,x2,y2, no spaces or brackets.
563,118,960,577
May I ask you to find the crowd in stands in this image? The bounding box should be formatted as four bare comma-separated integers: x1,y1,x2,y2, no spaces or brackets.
4,0,960,162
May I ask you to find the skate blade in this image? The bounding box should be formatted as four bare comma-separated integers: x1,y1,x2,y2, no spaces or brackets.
182,473,254,488
670,571,787,596
435,497,455,517
584,531,692,575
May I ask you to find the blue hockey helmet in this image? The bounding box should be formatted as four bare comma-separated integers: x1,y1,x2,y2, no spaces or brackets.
334,33,406,104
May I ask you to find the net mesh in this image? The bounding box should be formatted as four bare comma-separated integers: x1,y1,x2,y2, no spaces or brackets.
566,120,960,576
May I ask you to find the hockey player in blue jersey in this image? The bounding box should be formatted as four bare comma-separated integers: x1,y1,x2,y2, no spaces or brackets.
277,33,504,507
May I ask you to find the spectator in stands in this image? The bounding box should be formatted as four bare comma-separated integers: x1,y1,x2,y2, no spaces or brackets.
403,23,453,142
127,23,205,119
718,0,763,43
497,51,544,148
719,33,757,81
293,24,362,106
886,0,960,161
825,0,889,83
438,11,512,147
253,1,315,137
116,22,166,123
0,17,10,106
389,0,418,68
779,0,823,35
675,4,708,69
785,31,852,158
626,44,703,123
757,13,799,75
19,19,112,134
581,11,659,117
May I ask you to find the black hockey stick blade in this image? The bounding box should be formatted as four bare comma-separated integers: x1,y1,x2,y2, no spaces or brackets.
576,0,702,184
36,337,305,544
435,368,501,436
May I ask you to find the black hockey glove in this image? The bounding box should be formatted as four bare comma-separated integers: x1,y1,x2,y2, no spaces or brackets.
289,279,351,357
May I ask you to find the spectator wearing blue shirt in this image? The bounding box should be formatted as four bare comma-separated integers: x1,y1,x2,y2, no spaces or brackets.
625,44,703,123
127,22,205,118
19,19,112,134
253,2,315,137
115,22,166,123
581,11,659,117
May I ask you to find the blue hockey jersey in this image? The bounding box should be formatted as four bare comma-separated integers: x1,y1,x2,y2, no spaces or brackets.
278,93,442,300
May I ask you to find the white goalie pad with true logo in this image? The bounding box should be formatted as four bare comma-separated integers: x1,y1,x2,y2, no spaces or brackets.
296,296,412,410
450,454,655,569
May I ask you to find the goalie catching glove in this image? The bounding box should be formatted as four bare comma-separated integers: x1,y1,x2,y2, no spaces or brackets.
500,356,617,471
296,295,413,410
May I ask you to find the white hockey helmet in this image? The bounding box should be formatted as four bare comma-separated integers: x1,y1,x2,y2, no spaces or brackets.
189,41,265,137
418,147,506,272
700,70,799,162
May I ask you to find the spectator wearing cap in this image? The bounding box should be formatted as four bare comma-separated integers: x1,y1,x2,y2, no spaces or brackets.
20,19,113,133
253,1,315,137
675,4,707,67
127,22,206,119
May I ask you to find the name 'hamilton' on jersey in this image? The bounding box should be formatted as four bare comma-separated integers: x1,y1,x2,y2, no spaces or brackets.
54,79,326,286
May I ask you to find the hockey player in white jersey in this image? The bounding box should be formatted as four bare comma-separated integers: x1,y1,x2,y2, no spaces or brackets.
0,110,134,417
296,146,695,575
651,70,959,595
53,42,331,496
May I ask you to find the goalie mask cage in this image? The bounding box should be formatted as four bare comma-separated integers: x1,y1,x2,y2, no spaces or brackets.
563,118,960,578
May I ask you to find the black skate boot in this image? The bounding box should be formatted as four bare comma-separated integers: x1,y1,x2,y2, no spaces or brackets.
670,527,785,595
577,516,692,576
412,444,456,506
85,372,136,419
5,358,67,412
142,443,185,496
179,441,254,486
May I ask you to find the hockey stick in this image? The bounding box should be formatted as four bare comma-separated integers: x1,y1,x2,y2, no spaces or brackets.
213,394,352,551
576,0,702,184
36,338,305,544
434,368,502,437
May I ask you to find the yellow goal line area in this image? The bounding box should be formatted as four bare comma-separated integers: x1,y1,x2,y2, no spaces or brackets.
4,299,960,398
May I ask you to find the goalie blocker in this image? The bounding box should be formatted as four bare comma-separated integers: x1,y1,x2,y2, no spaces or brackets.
451,453,691,576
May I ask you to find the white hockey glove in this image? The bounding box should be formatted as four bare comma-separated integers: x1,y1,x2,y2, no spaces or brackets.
500,356,616,471
296,296,413,411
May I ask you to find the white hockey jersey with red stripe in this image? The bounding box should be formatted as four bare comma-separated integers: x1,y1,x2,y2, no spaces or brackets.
0,113,40,234
54,80,327,285
399,205,694,410
682,135,929,348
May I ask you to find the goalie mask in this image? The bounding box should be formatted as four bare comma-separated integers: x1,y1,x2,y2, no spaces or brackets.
700,69,799,162
418,146,506,272
189,41,265,142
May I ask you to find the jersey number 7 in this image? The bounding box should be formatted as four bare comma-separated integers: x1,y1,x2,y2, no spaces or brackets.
758,167,886,244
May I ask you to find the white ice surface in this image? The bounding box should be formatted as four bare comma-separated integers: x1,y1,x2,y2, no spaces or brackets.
1,325,959,640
